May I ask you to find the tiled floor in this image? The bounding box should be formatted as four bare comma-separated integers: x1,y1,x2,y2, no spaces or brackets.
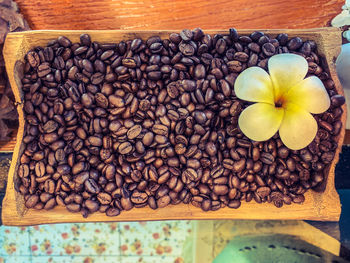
0,221,192,263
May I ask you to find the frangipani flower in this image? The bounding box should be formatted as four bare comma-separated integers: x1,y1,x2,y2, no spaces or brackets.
234,53,330,150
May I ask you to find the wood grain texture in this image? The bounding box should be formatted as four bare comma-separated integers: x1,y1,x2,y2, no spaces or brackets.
14,0,343,30
0,0,345,152
1,28,345,225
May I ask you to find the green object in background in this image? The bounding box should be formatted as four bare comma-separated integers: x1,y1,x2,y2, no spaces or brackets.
213,234,349,263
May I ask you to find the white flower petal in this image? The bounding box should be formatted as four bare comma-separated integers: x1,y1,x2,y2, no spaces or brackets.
343,30,350,42
279,104,318,150
331,10,350,27
234,67,274,104
268,54,308,99
286,76,330,114
345,0,350,10
238,103,284,141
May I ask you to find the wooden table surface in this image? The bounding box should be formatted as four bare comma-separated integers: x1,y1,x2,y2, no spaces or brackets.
15,0,344,30
0,0,344,152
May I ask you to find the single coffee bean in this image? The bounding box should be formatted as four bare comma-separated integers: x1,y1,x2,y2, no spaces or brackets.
106,207,120,217
85,200,99,212
213,185,228,195
109,95,125,107
233,159,245,173
66,203,81,212
131,190,148,204
25,195,39,208
233,52,249,62
276,33,288,46
152,124,168,136
260,152,274,165
43,120,58,133
331,95,345,107
44,198,56,210
127,125,142,139
121,197,133,210
180,29,193,41
119,142,133,154
228,200,241,209
157,195,171,208
287,37,303,50
262,43,276,57
97,192,112,205
205,142,217,156
143,132,154,146
27,51,40,68
256,186,271,198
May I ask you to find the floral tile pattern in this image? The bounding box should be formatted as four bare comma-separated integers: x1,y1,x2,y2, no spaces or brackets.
121,256,184,263
2,256,32,263
31,255,122,263
0,226,30,256
28,223,120,257
119,221,193,257
0,220,193,262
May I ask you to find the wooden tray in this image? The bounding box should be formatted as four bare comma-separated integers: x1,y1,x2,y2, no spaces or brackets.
1,28,346,225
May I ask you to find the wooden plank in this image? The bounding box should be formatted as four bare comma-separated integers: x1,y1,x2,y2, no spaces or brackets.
1,28,345,225
14,0,343,30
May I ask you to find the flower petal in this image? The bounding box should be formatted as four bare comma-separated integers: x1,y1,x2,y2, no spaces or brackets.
286,76,330,114
268,54,308,99
331,10,350,27
238,103,284,141
234,67,274,104
279,104,317,150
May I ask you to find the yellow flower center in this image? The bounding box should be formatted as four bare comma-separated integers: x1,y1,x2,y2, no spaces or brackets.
274,95,286,108
234,53,331,150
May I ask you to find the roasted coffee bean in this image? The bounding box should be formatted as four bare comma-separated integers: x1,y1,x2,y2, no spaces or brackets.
131,190,148,204
262,43,276,56
18,164,30,178
157,195,171,208
27,51,40,68
85,179,100,194
127,125,142,139
205,142,217,156
44,198,56,210
256,186,271,198
228,200,241,209
152,124,168,136
233,159,245,173
143,132,154,146
234,52,249,62
287,37,303,50
331,95,345,107
85,200,99,212
25,195,39,208
260,153,274,165
106,207,120,217
43,120,58,133
119,142,133,154
213,185,228,195
57,165,71,175
97,192,112,205
66,203,81,212
180,29,193,41
182,168,199,182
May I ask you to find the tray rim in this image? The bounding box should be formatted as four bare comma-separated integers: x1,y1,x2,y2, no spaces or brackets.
1,28,346,225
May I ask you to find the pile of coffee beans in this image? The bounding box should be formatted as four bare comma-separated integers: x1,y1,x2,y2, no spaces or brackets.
17,28,345,217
